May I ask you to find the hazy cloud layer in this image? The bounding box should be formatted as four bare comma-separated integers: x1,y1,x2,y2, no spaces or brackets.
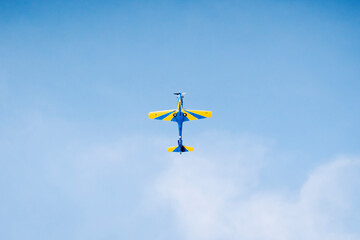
1,116,359,239
155,137,360,240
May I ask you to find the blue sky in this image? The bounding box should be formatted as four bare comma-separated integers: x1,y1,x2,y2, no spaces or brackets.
1,1,360,239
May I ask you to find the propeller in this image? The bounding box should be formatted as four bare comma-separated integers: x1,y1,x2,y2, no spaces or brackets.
173,92,186,95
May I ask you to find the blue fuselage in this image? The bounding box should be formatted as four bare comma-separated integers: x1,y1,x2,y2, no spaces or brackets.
172,94,185,148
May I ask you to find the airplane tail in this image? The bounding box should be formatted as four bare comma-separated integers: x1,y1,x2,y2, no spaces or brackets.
167,145,194,152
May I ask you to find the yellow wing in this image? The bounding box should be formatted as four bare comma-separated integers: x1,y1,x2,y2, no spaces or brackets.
149,109,177,121
183,110,212,121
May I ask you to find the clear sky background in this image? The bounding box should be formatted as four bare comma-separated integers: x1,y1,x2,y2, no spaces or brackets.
1,0,360,239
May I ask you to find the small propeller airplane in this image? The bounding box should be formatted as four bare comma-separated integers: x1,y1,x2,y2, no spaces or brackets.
149,92,212,153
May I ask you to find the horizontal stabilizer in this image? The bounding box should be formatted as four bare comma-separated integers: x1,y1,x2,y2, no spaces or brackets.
167,145,194,152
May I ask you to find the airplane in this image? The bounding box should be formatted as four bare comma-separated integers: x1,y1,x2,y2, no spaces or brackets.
149,92,212,153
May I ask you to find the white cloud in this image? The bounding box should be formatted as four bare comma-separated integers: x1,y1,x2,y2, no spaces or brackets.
2,115,359,240
154,135,360,240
